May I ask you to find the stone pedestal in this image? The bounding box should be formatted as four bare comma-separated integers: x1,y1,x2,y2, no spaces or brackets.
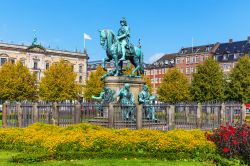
104,76,145,103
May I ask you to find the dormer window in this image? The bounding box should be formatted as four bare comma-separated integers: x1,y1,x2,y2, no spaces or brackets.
234,53,239,59
223,54,228,61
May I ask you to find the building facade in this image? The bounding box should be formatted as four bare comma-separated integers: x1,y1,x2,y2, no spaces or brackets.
175,44,219,82
214,38,250,78
144,53,177,94
0,42,88,85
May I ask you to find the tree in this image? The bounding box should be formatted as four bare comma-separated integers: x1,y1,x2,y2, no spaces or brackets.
0,61,37,101
157,68,191,103
83,65,106,101
190,58,224,102
39,60,81,101
226,55,250,103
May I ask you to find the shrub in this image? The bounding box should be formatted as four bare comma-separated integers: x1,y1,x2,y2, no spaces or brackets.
207,123,250,164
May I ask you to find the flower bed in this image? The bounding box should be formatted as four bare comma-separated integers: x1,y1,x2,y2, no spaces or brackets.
0,123,215,161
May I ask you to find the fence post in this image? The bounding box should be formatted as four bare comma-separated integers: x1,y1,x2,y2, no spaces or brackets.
74,102,81,124
185,105,190,123
32,102,38,124
108,103,114,128
136,104,142,129
220,103,226,125
2,102,7,128
241,103,246,124
17,102,22,127
52,102,59,126
196,103,202,128
168,105,175,130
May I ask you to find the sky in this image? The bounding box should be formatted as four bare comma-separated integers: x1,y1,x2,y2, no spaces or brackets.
0,0,250,63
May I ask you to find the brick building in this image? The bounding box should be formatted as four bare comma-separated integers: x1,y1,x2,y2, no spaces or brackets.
144,53,177,94
175,43,219,82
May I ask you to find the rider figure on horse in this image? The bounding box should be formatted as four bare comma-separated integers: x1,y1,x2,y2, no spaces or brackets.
117,17,130,61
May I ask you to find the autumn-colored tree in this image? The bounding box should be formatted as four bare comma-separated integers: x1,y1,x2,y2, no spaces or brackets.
0,61,37,101
157,68,191,102
226,55,250,103
39,60,81,101
83,65,106,101
190,58,225,102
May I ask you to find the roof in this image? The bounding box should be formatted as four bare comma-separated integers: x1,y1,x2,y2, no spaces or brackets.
215,40,250,55
156,53,178,62
215,40,250,62
179,44,215,55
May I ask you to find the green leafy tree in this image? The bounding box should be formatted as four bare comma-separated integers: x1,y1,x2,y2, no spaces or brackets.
226,55,250,103
190,58,224,102
39,60,81,101
83,65,106,101
0,61,37,101
157,68,191,102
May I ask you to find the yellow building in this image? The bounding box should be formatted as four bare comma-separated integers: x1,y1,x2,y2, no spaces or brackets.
0,42,88,85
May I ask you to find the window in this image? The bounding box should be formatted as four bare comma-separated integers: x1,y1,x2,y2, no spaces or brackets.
190,56,194,64
1,58,7,65
79,76,82,83
159,69,161,74
201,55,204,62
21,60,25,65
176,58,180,64
205,55,209,60
223,54,227,61
195,56,199,63
46,63,50,69
34,62,38,69
190,67,194,73
10,58,15,64
79,65,83,73
186,57,189,64
234,53,239,59
186,67,190,74
181,57,184,64
162,68,165,74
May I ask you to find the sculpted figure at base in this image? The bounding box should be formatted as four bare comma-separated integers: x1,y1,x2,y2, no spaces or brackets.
92,87,115,116
138,85,157,121
115,83,135,121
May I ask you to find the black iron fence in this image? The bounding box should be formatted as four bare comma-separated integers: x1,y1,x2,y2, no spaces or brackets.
2,101,246,130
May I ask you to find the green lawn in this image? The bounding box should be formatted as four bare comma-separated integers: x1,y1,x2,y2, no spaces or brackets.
0,150,215,166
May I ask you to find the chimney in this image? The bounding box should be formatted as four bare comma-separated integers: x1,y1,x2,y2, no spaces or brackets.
247,36,250,42
229,39,233,43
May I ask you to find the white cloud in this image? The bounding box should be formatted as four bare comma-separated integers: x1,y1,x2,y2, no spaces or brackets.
146,52,165,64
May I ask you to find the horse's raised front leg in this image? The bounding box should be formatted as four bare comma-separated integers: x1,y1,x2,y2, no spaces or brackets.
113,55,119,76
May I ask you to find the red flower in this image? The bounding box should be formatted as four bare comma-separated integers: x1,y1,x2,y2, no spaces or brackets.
223,147,229,153
233,140,238,145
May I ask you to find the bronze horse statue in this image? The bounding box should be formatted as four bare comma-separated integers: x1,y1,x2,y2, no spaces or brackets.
99,29,144,77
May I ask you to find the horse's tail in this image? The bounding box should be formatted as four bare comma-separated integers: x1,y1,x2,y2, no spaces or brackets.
140,51,144,75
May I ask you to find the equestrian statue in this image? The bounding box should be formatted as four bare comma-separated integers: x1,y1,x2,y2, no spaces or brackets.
99,17,144,78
